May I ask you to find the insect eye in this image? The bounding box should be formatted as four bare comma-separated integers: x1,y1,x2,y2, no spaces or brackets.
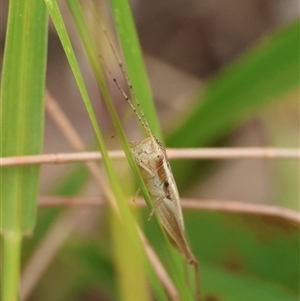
152,151,164,163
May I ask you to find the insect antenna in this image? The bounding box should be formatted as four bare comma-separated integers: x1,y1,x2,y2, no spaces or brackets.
99,55,152,140
99,24,154,140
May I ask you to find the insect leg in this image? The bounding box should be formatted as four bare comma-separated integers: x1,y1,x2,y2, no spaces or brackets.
135,160,155,178
147,193,167,221
188,256,201,301
132,188,140,202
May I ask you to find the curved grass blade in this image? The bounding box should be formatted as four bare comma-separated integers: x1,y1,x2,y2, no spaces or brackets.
67,1,194,300
45,1,151,300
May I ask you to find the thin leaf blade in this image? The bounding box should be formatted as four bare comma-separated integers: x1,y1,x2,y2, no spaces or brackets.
166,19,300,189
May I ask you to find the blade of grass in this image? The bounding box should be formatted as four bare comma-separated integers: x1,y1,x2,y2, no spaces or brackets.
109,0,162,141
44,1,151,300
67,2,193,300
0,0,48,300
105,1,195,297
66,0,153,211
110,209,149,301
45,0,126,232
67,1,175,298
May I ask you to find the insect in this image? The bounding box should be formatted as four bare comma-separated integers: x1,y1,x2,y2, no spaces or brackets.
101,24,201,301
130,124,201,301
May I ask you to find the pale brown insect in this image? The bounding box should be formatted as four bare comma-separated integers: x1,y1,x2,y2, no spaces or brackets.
129,113,201,301
101,25,201,301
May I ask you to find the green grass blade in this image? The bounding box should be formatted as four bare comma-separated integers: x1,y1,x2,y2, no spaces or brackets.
66,0,153,221
166,19,300,189
64,1,193,300
0,0,48,300
106,1,197,297
67,2,194,299
45,1,151,300
0,0,48,234
44,0,124,215
109,0,162,141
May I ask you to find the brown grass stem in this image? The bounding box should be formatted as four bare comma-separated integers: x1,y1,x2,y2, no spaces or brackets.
38,195,300,225
2,148,299,167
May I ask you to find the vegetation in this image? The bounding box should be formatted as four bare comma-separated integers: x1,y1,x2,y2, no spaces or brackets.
1,1,299,301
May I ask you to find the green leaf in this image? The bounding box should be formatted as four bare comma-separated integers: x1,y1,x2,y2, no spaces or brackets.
0,0,48,300
166,19,300,189
0,0,48,235
144,209,300,300
109,0,163,141
194,212,299,300
45,1,152,301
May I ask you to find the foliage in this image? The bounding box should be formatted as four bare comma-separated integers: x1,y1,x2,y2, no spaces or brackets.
1,0,299,300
